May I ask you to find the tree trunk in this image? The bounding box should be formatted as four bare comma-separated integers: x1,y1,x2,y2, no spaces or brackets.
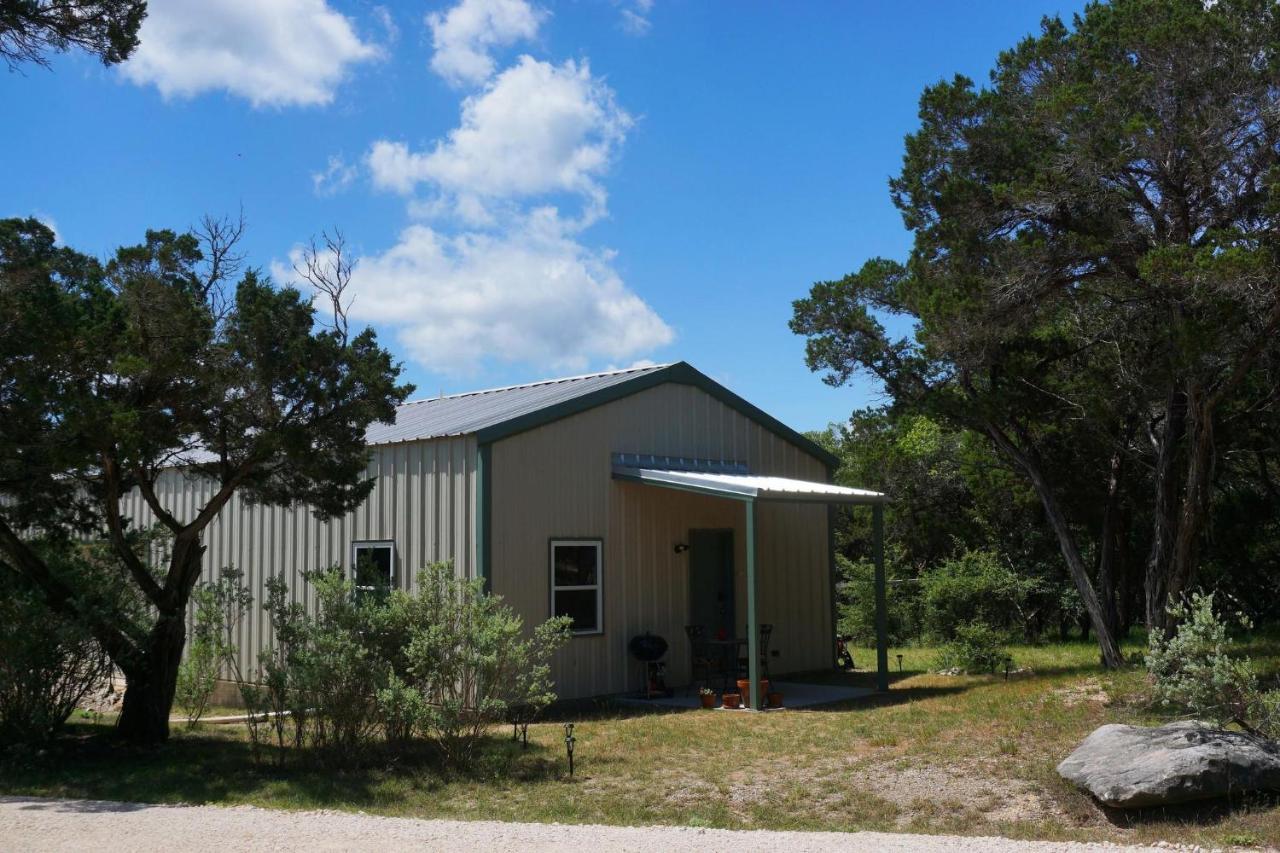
116,609,186,743
115,536,206,744
1096,431,1129,641
983,423,1125,668
1145,387,1187,633
1167,388,1216,610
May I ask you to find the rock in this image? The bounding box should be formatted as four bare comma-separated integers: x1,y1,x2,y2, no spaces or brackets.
1057,720,1280,808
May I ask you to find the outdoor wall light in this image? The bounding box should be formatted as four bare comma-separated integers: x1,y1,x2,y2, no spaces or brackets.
673,543,689,554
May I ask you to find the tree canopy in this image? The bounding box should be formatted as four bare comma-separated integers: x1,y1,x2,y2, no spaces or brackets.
793,0,1280,666
0,0,146,68
0,216,413,742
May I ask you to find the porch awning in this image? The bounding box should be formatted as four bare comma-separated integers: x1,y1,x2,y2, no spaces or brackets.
611,465,886,504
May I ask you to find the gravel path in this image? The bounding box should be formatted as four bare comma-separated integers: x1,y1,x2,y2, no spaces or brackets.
0,795,1195,852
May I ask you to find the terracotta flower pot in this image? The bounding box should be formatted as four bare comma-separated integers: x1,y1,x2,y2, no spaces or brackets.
699,692,717,709
766,691,784,708
722,693,741,709
736,679,770,698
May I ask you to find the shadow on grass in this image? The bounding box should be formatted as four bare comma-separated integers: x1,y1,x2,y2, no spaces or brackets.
0,722,564,811
1097,791,1280,830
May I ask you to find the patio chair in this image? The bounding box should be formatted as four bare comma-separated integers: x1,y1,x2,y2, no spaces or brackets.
684,625,717,694
738,623,773,683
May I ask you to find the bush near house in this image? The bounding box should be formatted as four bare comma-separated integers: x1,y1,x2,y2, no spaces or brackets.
233,562,571,768
0,573,110,745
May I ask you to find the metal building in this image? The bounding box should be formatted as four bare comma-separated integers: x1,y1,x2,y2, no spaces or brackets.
122,361,888,706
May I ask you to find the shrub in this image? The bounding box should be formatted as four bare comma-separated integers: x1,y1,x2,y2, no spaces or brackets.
1147,591,1280,737
921,549,1033,642
395,562,571,766
175,569,251,726
0,575,110,745
835,553,919,646
934,621,1010,674
236,561,571,768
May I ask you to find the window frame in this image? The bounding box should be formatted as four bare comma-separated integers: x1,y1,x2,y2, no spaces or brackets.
549,537,604,637
351,539,397,596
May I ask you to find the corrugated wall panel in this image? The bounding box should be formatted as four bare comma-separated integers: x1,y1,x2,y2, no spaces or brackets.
117,436,477,675
489,381,831,700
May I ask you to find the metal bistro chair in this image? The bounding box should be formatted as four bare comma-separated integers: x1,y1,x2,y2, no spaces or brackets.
738,623,773,684
685,625,718,694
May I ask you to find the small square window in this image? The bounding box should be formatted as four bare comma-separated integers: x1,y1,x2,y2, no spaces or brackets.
550,539,601,635
352,541,395,598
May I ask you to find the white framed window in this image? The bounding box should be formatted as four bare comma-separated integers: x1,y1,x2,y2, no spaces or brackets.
550,539,602,635
352,540,395,597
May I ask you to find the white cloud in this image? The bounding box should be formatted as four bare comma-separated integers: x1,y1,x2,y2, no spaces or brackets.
278,208,673,374
312,155,358,197
122,0,379,108
313,0,672,376
616,0,653,35
426,0,546,87
373,5,399,44
367,56,630,224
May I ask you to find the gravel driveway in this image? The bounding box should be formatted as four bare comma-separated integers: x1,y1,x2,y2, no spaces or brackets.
0,795,1187,852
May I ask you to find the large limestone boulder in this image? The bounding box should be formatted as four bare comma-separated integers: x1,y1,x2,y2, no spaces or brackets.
1058,720,1280,808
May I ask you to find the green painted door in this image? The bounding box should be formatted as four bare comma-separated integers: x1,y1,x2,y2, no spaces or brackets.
688,529,735,636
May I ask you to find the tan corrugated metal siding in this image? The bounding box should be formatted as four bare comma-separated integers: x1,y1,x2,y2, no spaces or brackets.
488,381,831,700
119,436,477,675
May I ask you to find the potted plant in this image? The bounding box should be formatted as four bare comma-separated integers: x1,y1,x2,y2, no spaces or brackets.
736,678,770,698
698,687,717,709
721,692,741,709
766,691,784,708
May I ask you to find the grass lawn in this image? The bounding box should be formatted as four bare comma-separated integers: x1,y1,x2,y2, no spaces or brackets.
4,639,1280,849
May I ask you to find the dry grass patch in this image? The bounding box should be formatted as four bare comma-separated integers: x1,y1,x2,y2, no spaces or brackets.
4,639,1280,848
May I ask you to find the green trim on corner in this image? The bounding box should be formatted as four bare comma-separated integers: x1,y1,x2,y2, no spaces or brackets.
473,361,841,470
477,442,492,593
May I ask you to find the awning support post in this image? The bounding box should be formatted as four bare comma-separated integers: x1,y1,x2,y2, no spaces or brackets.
873,502,889,692
746,498,760,711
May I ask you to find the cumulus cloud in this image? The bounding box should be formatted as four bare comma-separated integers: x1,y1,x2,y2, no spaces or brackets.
122,0,379,108
426,0,546,87
278,209,672,374
367,56,630,224
307,0,672,375
312,155,359,197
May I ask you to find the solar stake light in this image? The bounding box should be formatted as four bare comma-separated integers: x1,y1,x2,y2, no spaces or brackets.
564,722,576,777
896,654,903,672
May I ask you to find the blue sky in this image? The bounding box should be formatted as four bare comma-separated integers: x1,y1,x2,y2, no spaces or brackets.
3,0,1086,432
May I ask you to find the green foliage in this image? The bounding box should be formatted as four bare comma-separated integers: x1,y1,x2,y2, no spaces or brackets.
0,573,110,745
835,553,917,646
232,563,570,768
385,563,571,766
920,549,1035,642
175,568,252,727
0,216,413,742
934,622,1011,675
793,0,1280,662
0,0,146,69
1147,592,1280,737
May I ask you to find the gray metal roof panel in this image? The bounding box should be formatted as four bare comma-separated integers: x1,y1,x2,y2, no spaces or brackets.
365,363,670,445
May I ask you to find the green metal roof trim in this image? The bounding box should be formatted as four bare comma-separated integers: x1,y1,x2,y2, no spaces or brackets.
474,361,841,470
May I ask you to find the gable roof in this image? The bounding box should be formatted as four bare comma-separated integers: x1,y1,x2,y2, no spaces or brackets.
366,363,667,445
367,361,839,469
